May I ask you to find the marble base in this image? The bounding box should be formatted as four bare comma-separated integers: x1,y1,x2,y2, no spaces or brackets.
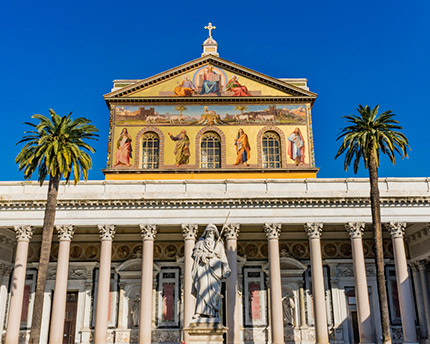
184,321,228,344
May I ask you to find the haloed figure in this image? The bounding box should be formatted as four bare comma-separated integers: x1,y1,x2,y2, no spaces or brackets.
191,224,231,319
288,128,305,166
114,128,132,167
234,128,251,166
169,129,190,166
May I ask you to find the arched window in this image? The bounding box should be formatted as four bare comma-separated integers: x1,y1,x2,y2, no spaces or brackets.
262,131,281,168
200,132,221,168
141,132,159,169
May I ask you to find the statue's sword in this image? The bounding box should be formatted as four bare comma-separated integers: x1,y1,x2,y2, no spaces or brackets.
215,211,231,246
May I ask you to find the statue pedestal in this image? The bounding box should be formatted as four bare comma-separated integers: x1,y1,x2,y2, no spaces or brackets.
184,319,228,344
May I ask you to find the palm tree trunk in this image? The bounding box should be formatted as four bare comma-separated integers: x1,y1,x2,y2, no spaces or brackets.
368,153,392,344
29,174,61,344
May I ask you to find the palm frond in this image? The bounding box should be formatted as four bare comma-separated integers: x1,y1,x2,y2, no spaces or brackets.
16,109,99,184
335,105,410,173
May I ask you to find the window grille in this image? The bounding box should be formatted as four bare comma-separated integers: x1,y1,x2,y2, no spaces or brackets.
200,132,221,168
262,131,281,168
141,132,159,169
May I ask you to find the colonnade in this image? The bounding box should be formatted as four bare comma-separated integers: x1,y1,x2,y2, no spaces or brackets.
3,222,425,344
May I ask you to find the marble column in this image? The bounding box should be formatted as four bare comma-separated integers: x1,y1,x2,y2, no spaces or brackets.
387,222,417,343
224,223,240,344
298,281,307,328
304,223,329,344
264,223,284,344
117,283,126,329
417,260,430,339
345,222,374,343
139,224,157,344
0,264,12,341
5,225,33,344
48,225,75,344
181,223,198,342
410,263,428,338
94,224,116,344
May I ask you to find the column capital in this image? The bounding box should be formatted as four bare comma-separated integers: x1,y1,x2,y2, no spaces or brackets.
345,222,365,239
416,260,428,271
223,223,240,240
264,223,281,239
98,224,116,241
56,225,75,241
140,224,157,240
14,225,33,242
304,222,323,239
386,222,406,239
181,224,198,240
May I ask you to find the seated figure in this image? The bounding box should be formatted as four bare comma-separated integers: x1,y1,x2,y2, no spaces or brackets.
199,66,221,96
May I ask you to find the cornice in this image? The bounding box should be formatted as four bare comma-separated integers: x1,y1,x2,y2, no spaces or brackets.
105,96,316,105
0,196,428,211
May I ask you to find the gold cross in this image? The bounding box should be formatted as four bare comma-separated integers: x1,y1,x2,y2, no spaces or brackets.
204,22,216,38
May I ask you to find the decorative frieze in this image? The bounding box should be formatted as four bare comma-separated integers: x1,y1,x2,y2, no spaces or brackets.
0,233,15,246
98,224,116,241
304,222,323,239
56,225,75,241
264,223,281,239
140,224,157,240
3,195,428,211
13,225,33,242
387,222,406,239
181,224,198,240
345,222,365,239
223,223,240,240
0,262,12,275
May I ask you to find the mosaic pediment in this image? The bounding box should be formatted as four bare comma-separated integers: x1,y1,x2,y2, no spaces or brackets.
104,56,317,100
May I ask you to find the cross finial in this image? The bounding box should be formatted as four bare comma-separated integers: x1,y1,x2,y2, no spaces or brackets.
204,22,216,38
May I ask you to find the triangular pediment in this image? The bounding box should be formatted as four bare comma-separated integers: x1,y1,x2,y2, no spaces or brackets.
103,55,317,102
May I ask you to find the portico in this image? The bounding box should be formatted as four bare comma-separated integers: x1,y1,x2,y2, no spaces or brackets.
0,178,428,344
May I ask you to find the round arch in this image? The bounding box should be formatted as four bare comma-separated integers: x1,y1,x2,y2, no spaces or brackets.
134,127,165,169
256,126,287,168
195,126,227,168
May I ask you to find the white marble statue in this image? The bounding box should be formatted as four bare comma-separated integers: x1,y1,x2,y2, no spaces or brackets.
282,294,296,326
192,223,231,320
130,295,140,327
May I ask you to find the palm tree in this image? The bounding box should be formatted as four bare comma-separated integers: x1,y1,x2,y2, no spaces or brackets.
335,104,409,344
175,105,187,116
234,105,248,115
16,109,98,344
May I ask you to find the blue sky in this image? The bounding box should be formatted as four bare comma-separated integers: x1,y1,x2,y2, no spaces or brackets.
1,0,429,181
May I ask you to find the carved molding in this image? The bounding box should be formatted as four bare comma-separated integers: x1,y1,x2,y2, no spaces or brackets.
1,196,428,211
140,224,157,240
304,222,323,239
181,224,198,240
264,223,281,240
386,222,406,239
406,224,430,242
0,262,12,275
56,225,75,241
223,223,240,240
0,233,15,246
14,225,33,242
345,222,365,239
415,260,428,271
98,224,116,241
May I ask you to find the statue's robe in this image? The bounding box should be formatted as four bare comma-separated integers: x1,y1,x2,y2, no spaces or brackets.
191,238,231,317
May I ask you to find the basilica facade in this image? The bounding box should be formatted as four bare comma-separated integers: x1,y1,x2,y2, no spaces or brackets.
0,34,429,344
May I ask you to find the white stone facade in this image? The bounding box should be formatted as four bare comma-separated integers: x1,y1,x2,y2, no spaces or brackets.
0,177,429,343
